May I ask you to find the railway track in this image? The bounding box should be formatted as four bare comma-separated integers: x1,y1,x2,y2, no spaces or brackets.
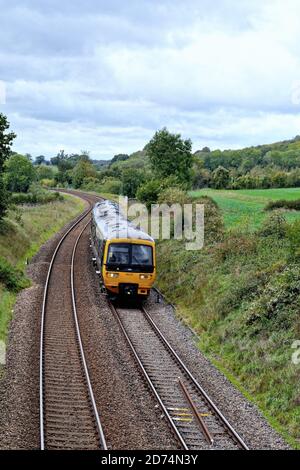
39,196,107,450
109,303,249,451
39,189,248,450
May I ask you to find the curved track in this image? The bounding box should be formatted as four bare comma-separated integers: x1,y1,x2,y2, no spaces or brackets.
109,303,249,451
39,194,107,450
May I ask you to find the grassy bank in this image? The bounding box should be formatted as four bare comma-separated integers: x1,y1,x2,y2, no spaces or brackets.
156,193,300,448
190,187,300,229
0,194,86,342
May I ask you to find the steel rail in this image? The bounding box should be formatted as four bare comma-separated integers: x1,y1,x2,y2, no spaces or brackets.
71,220,107,450
142,305,249,450
40,206,92,449
108,302,189,450
39,201,107,450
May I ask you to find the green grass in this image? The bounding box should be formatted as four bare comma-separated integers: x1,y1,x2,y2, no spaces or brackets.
0,194,86,342
0,286,16,344
190,188,300,230
156,191,300,448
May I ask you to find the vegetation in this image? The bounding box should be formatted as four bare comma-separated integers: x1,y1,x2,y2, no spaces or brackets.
146,127,192,187
193,136,300,190
265,199,300,211
0,195,86,342
4,154,36,192
155,189,300,447
1,110,300,446
11,186,63,205
190,188,300,230
0,113,16,221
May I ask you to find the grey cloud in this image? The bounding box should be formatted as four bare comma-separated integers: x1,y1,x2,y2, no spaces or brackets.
1,0,300,158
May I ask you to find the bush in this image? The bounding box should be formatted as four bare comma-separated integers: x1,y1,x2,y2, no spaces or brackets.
11,185,63,205
287,219,300,259
215,232,257,262
4,154,36,192
0,178,10,221
40,178,56,188
101,177,122,194
157,187,190,206
0,257,29,292
121,168,145,198
265,199,300,211
258,212,287,238
194,196,224,243
136,179,161,209
36,165,55,181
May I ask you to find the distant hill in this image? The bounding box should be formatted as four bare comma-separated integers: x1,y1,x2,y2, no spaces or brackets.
91,159,111,169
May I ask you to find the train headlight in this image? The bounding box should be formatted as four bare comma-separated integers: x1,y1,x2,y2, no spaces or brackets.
107,273,119,278
140,274,151,280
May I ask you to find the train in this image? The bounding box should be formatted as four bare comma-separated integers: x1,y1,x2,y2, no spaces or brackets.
91,200,156,299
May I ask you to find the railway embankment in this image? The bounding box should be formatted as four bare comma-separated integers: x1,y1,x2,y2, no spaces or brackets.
155,196,299,448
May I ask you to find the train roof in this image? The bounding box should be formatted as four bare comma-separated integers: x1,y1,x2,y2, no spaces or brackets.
92,200,154,242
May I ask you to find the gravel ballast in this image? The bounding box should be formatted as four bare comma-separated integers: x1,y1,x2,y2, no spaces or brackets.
145,291,290,450
0,191,291,450
0,211,89,449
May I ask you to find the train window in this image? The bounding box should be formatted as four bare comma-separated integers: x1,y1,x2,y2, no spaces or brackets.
107,244,130,265
107,243,153,268
131,245,152,266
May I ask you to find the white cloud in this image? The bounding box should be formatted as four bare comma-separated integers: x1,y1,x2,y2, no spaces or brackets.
1,0,300,157
0,81,6,104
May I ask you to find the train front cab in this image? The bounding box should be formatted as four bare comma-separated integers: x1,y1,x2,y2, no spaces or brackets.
102,238,156,299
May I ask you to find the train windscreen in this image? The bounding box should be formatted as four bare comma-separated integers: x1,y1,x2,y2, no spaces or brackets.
106,243,153,272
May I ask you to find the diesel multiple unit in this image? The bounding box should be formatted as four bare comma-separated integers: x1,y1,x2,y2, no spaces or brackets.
91,200,156,298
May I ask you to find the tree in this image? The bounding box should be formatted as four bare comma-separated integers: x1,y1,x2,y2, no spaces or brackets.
212,166,230,189
71,160,97,188
109,154,129,166
4,154,36,192
121,168,145,198
0,113,16,172
146,128,193,187
136,180,161,209
35,155,46,165
36,164,55,180
0,113,16,220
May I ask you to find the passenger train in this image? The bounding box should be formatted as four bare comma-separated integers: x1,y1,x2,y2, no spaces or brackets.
91,200,156,299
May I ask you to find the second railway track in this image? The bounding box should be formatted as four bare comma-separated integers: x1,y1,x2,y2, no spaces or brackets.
39,196,107,450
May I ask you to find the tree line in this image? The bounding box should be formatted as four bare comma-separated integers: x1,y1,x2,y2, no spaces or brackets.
2,108,300,224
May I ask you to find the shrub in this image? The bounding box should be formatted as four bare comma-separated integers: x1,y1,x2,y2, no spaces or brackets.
40,178,56,188
0,257,30,292
121,168,145,198
136,179,162,209
258,212,287,238
265,199,300,211
101,177,122,194
157,187,190,206
287,219,300,259
194,196,224,243
4,154,36,192
11,185,63,205
215,232,257,262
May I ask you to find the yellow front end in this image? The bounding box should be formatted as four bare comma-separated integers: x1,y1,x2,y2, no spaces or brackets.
102,238,156,297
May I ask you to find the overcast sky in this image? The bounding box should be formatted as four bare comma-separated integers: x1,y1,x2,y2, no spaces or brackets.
1,0,300,159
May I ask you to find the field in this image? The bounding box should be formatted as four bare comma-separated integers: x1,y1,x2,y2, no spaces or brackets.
157,188,300,447
0,194,86,343
190,188,300,230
